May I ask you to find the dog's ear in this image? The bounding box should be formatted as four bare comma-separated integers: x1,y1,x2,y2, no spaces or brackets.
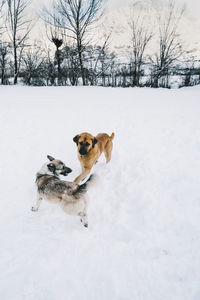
47,155,55,161
73,135,80,145
47,163,55,173
92,138,98,147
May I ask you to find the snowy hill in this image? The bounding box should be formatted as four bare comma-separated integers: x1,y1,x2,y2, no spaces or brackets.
0,85,200,300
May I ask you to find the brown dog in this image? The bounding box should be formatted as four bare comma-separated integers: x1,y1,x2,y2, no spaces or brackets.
73,132,115,183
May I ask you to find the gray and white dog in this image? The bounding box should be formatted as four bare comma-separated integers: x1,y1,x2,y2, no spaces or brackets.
32,155,95,227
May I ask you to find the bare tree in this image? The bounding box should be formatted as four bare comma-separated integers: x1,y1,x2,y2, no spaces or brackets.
6,0,33,84
128,1,153,86
0,1,7,84
45,18,65,85
22,49,45,85
150,0,185,87
0,0,5,30
62,44,79,85
44,0,104,85
86,34,113,86
0,0,4,11
0,41,10,84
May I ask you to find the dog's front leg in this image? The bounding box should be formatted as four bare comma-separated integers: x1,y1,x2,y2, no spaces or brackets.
79,212,88,228
31,194,42,212
74,168,91,184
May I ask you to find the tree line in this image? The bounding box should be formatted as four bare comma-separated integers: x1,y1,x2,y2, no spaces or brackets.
0,0,199,88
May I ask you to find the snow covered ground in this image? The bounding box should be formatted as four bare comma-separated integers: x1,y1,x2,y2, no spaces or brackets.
0,85,200,300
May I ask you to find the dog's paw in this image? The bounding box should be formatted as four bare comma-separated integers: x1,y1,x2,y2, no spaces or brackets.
80,216,88,227
31,206,38,212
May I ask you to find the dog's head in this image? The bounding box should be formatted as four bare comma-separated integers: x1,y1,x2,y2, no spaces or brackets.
46,155,72,176
73,133,97,156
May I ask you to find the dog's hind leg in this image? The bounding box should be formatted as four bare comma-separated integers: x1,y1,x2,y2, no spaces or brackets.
31,194,42,212
104,140,113,163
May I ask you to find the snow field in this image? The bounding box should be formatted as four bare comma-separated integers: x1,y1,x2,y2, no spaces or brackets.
0,86,200,300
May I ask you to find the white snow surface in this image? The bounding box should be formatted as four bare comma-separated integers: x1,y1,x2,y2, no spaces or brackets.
0,85,200,300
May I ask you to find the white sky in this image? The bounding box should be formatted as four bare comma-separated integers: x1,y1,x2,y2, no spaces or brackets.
33,0,200,19
30,0,200,55
109,0,200,18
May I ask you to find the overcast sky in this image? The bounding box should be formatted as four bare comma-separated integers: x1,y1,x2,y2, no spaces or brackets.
108,0,200,18
33,0,200,19
31,0,200,53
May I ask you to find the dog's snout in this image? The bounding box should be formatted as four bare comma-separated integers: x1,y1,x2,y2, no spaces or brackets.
66,167,72,173
60,167,72,176
79,147,87,156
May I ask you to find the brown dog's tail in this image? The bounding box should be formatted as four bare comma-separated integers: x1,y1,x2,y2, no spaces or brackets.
110,132,115,140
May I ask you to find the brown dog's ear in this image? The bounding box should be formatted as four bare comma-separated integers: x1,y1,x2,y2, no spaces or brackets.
73,135,80,145
92,138,97,147
47,155,55,161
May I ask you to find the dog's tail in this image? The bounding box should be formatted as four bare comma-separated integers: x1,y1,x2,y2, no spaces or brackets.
73,174,97,196
110,132,115,140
